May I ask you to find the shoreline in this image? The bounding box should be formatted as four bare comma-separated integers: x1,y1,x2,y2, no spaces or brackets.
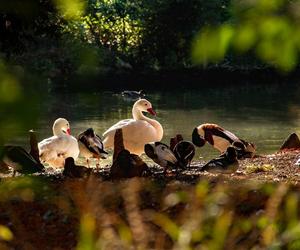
1,150,300,185
50,67,300,92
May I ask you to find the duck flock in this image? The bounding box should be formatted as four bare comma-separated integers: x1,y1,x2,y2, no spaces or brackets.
0,92,257,178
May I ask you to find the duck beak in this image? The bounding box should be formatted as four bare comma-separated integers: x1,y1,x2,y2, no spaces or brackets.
162,149,178,164
66,128,71,135
147,108,156,116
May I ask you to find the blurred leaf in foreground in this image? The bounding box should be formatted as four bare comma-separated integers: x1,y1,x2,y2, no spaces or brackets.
0,177,48,202
0,225,13,241
77,213,96,250
53,0,86,20
192,0,300,71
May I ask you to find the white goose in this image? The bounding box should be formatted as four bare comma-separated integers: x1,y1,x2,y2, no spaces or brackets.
102,99,163,155
38,118,80,168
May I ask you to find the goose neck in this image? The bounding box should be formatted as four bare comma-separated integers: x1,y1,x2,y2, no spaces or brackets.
133,109,145,120
53,124,64,136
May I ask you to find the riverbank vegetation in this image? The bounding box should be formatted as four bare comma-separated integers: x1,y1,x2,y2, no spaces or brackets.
1,0,293,80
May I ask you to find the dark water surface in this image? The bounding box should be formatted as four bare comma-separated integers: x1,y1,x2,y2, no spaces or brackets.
5,81,300,162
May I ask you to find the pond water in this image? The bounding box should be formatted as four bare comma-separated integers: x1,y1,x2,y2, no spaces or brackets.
5,81,300,163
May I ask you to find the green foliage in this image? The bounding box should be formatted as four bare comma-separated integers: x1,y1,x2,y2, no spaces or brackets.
54,0,86,20
192,0,300,71
0,0,233,75
3,0,300,74
139,0,230,69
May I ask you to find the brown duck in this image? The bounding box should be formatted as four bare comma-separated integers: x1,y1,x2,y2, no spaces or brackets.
110,129,148,179
63,157,92,178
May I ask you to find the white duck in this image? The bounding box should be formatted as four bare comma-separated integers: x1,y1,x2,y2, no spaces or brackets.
102,99,163,155
38,118,80,168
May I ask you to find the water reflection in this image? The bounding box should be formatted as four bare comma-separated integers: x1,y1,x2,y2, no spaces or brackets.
3,82,300,161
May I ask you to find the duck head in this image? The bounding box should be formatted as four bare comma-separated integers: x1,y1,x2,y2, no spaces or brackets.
243,141,256,153
53,118,71,136
192,127,206,147
116,149,132,170
232,140,256,158
144,142,177,168
133,99,156,116
64,157,91,178
138,90,146,97
225,146,237,162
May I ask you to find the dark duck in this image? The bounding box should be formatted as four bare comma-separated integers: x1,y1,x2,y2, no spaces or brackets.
192,123,256,158
63,157,92,178
0,130,44,175
170,134,195,169
77,128,108,168
201,146,239,173
110,129,148,179
144,142,178,174
121,90,145,100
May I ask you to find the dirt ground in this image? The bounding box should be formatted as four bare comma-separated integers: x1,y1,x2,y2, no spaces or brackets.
2,149,300,183
0,150,300,249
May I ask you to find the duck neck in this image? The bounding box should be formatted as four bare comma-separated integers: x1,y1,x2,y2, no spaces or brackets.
133,108,145,120
132,107,163,141
53,124,64,136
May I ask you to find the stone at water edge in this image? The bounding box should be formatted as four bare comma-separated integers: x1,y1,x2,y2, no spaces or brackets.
280,133,300,150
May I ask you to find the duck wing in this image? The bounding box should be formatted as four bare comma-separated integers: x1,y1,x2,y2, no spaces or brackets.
2,146,44,174
201,157,226,172
78,132,107,157
38,135,78,162
103,119,133,137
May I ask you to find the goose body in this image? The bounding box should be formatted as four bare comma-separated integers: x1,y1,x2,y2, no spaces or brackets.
103,99,163,155
38,118,79,168
201,146,239,173
192,123,256,157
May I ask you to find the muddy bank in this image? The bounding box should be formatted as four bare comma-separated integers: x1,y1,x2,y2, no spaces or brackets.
1,150,300,184
0,150,300,249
